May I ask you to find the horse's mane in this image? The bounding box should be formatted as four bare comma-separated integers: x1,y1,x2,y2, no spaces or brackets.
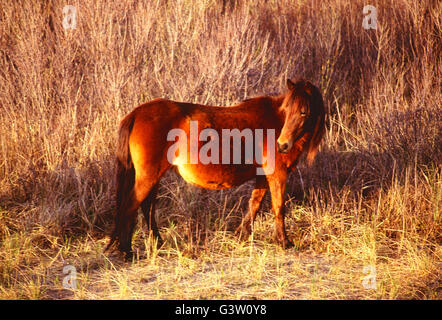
241,91,282,104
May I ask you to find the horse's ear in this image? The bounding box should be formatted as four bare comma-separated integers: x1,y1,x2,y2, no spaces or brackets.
287,79,295,91
305,81,314,96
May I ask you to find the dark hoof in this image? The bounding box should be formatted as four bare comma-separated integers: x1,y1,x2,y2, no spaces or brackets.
104,234,134,260
235,225,251,241
123,250,134,261
104,238,134,261
279,238,294,249
275,235,294,249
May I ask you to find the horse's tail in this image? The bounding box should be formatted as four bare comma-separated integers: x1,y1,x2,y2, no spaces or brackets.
115,111,136,212
116,111,136,170
106,111,136,252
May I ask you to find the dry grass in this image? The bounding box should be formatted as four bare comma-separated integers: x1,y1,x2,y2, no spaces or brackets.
0,0,441,299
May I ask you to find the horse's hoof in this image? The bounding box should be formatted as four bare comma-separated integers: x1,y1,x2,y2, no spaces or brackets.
275,235,294,249
281,239,294,249
235,226,251,241
116,243,134,261
123,250,134,261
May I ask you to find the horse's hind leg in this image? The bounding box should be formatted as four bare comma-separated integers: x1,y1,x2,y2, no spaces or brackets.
140,183,163,247
114,174,158,260
235,176,268,239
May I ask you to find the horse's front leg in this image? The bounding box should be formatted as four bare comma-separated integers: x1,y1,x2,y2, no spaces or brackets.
267,170,294,249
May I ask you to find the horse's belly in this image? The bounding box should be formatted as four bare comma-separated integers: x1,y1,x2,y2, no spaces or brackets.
176,164,256,189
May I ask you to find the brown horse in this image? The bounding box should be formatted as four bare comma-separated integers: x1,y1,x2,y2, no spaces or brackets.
106,78,326,259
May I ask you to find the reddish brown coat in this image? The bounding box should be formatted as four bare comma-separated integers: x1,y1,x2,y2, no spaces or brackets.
107,79,326,259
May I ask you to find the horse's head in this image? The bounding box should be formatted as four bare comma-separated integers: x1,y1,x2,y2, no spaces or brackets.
277,79,325,165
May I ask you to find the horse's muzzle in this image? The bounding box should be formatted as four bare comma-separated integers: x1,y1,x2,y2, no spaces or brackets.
277,142,290,153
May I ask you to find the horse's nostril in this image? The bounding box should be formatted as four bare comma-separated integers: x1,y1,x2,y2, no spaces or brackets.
278,142,289,153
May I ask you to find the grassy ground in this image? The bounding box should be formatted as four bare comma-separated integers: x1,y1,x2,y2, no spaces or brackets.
0,0,441,299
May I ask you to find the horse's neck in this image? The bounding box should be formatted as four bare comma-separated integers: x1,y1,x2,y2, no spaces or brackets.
270,94,286,122
271,95,285,107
